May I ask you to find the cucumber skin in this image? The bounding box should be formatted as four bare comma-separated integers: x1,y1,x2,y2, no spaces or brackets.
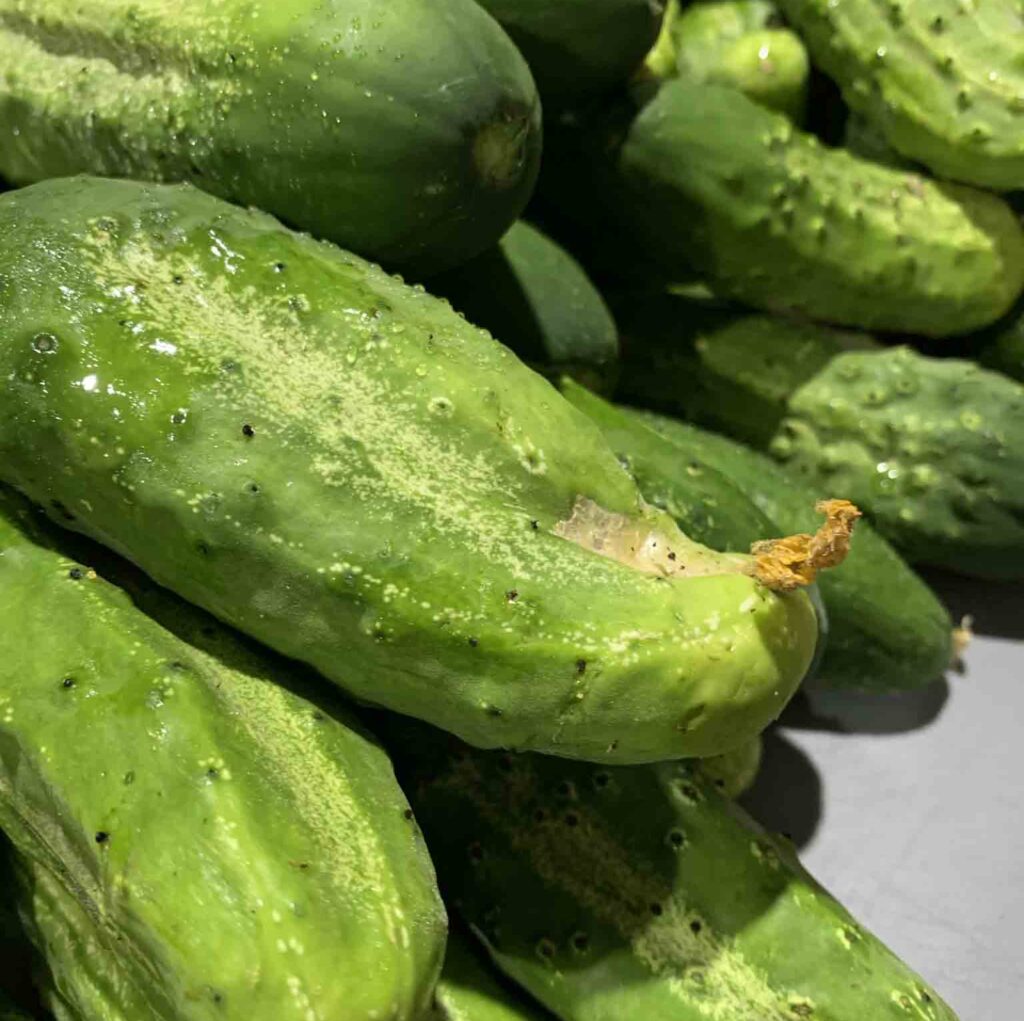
474,0,664,105
0,0,541,274
698,735,762,798
618,81,1024,336
396,727,959,1021
777,0,1024,190
426,221,620,391
0,487,446,1021
0,176,817,764
434,930,552,1021
569,365,953,691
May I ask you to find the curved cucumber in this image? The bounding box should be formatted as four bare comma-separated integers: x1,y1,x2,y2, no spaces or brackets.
434,931,552,1021
396,728,960,1021
0,487,446,1021
0,0,541,274
573,344,953,690
670,1,809,121
475,0,664,105
426,221,619,392
618,80,1024,336
0,176,817,764
777,0,1024,189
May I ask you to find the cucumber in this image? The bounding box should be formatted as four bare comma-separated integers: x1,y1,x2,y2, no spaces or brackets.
698,735,762,798
777,0,1024,190
434,930,552,1021
666,1,810,121
0,486,446,1021
616,80,1024,336
0,0,541,274
426,221,619,393
474,0,664,106
613,293,1024,579
564,375,953,690
394,726,959,1021
0,176,818,764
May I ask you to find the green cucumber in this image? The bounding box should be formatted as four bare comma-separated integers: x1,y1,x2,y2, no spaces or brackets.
616,80,1024,336
0,0,541,274
394,726,959,1021
474,0,664,106
0,486,446,1021
434,930,552,1021
777,0,1024,190
0,176,818,764
614,294,1024,578
426,221,619,393
668,1,810,121
698,735,762,797
564,374,953,690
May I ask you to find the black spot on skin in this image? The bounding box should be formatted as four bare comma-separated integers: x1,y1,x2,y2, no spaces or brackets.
690,920,702,934
95,831,109,844
575,659,587,675
68,568,84,580
650,902,663,917
403,808,414,821
241,423,255,437
468,637,479,648
62,677,75,689
564,812,579,828
530,519,539,530
506,589,519,602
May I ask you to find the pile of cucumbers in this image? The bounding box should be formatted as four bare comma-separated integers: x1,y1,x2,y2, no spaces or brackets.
0,0,1020,1018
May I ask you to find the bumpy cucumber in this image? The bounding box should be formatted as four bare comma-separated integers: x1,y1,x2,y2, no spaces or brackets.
668,1,810,121
426,221,619,392
615,296,1024,578
433,931,552,1021
395,727,959,1021
0,177,818,764
0,0,541,274
0,487,446,1021
777,0,1024,189
698,735,762,797
577,343,953,690
618,80,1024,336
475,0,664,105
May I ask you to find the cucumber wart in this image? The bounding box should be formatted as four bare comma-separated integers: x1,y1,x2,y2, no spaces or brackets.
0,176,819,763
0,487,446,1021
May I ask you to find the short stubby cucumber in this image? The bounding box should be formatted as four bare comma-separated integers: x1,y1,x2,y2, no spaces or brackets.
618,80,1024,336
666,1,810,121
565,372,953,690
395,727,960,1021
777,0,1024,189
433,930,553,1021
0,177,819,763
0,0,542,274
426,221,620,393
0,487,446,1021
475,0,664,106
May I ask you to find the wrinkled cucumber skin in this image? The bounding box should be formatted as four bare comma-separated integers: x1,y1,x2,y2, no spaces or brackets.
670,1,810,121
601,308,955,690
0,487,446,1021
474,0,664,105
619,81,1024,336
433,931,552,1021
395,727,960,1021
0,0,541,274
778,0,1024,190
0,177,817,764
426,221,619,391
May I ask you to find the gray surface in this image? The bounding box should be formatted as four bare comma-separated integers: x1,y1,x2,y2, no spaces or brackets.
742,575,1024,1021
